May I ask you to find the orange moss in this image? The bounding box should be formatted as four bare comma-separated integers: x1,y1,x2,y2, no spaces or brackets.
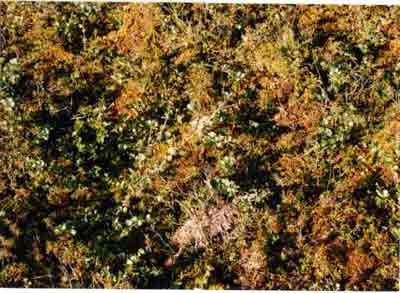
113,80,147,118
346,249,378,285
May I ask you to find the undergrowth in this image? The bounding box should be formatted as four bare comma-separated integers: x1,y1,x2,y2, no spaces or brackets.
0,3,399,290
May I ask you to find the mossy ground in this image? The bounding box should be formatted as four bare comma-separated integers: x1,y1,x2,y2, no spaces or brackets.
0,3,399,290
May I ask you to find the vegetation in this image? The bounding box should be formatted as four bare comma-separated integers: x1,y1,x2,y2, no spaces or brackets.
0,2,399,290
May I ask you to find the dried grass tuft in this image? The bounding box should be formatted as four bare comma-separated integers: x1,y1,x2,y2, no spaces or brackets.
171,204,239,251
237,242,268,289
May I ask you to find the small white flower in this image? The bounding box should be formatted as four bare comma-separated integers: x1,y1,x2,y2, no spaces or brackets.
168,147,176,156
187,102,195,111
250,120,259,128
137,153,146,161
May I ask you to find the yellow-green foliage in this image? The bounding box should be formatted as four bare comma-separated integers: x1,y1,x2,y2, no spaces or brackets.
0,3,399,290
